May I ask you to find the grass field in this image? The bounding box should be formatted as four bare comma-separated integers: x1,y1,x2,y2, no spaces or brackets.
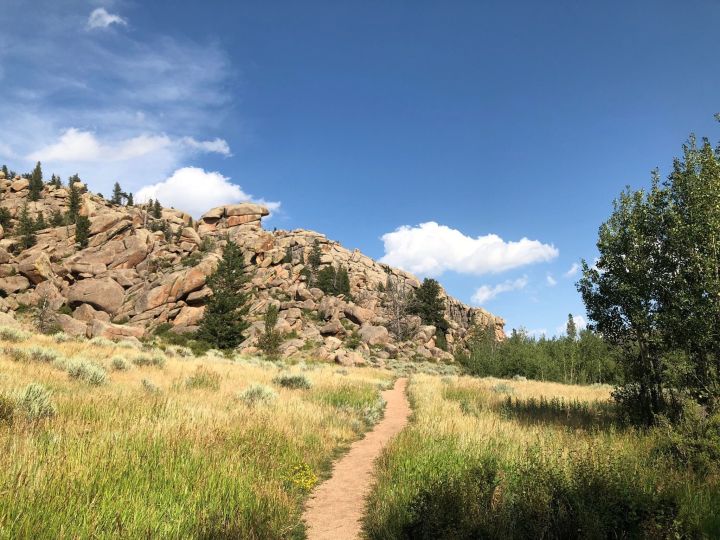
0,328,392,539
364,374,720,539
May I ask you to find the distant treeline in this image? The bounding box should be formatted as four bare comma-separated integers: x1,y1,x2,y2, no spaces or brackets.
457,318,621,385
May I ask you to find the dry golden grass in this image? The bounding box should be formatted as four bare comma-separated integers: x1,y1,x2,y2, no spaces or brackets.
0,329,392,539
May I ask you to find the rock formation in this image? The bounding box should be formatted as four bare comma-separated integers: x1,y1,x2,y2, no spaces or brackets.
0,174,504,365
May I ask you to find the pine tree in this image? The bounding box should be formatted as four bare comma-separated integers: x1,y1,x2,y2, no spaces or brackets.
308,240,322,271
66,183,81,224
50,174,62,188
68,174,81,188
17,204,36,250
196,241,251,350
0,208,11,230
34,211,46,231
409,278,449,332
126,192,134,206
1,165,9,179
75,215,91,248
316,265,337,294
257,304,283,359
29,161,43,201
111,182,124,205
50,209,64,227
336,265,351,298
153,199,162,219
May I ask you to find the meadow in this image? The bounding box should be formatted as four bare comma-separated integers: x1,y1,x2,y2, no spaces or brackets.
364,374,720,539
0,327,392,539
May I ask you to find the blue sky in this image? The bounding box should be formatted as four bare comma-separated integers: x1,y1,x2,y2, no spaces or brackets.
1,0,720,335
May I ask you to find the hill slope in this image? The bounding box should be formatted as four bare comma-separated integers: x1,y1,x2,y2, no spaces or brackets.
0,171,504,364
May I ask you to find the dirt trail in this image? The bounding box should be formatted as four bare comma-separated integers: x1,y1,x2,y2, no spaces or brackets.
303,377,410,540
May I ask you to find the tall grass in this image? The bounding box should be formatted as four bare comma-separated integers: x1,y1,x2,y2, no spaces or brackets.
364,375,718,539
0,330,393,538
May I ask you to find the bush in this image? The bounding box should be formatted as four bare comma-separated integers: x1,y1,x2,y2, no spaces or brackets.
238,384,277,406
142,378,160,393
16,383,56,421
132,353,166,368
3,346,28,362
491,382,515,395
186,366,221,390
52,332,74,343
0,393,16,424
67,359,107,385
89,337,115,348
111,356,131,371
27,346,60,363
0,326,30,342
273,373,312,390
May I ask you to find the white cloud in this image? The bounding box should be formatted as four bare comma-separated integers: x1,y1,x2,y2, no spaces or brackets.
0,2,235,196
181,137,231,156
380,222,558,277
87,8,127,30
471,276,528,305
135,167,281,218
27,129,230,163
564,262,580,278
527,328,548,339
546,274,557,286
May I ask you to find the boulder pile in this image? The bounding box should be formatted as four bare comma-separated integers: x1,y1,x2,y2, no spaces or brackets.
0,176,504,365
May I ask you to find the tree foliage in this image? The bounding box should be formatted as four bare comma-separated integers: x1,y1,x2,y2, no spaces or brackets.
28,161,43,201
17,204,36,250
409,278,449,333
579,133,720,423
459,326,620,385
75,215,91,249
196,241,250,350
257,304,284,359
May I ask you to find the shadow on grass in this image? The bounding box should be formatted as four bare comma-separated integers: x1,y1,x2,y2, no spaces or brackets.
497,395,620,430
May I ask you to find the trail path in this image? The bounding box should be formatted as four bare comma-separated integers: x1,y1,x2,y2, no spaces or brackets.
303,377,410,540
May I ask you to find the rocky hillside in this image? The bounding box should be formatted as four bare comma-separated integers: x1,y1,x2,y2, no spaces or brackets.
0,170,504,365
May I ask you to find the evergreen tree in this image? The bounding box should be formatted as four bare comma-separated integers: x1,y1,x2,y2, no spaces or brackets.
126,192,134,206
34,211,46,231
316,265,337,294
74,215,91,249
66,182,81,224
50,174,62,188
17,204,36,250
336,265,351,298
308,240,322,271
50,209,64,227
257,304,283,359
153,199,162,219
196,241,250,349
1,165,9,179
111,182,124,205
566,314,577,340
0,208,11,230
409,278,449,332
29,161,43,201
68,174,81,188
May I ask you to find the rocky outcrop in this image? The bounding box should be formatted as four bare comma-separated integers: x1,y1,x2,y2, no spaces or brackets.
0,176,504,360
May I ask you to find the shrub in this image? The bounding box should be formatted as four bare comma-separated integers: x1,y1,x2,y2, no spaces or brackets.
186,366,221,390
114,340,140,349
27,346,60,363
16,383,56,421
285,463,317,493
238,384,277,406
67,359,107,385
0,393,15,424
3,346,28,362
491,382,515,395
52,332,74,343
132,353,166,368
110,356,131,371
142,378,160,393
0,326,30,342
273,373,311,390
89,337,115,348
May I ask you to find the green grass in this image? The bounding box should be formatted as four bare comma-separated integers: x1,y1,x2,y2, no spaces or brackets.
364,375,719,539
